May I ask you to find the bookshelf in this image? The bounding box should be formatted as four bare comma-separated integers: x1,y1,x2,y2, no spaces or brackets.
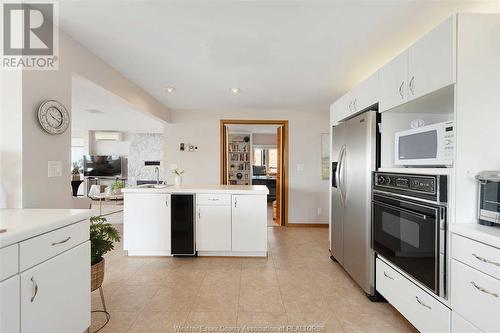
227,133,252,185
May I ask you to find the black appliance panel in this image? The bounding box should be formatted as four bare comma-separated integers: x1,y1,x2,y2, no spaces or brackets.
171,194,195,256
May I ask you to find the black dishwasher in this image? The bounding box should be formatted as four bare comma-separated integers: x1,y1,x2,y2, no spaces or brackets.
171,194,196,256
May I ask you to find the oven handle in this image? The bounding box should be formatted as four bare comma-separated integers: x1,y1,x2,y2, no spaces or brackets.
373,200,429,220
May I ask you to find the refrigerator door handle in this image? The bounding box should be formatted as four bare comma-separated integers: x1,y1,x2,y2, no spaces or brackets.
338,145,347,206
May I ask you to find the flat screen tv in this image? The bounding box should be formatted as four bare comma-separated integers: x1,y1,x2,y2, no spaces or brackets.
84,155,122,177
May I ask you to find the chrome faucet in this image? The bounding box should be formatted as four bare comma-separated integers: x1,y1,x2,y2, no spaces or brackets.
155,166,160,185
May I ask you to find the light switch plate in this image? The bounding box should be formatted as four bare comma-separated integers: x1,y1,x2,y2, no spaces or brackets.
48,161,62,177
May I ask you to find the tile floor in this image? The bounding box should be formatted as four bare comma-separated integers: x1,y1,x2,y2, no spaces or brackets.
91,217,417,333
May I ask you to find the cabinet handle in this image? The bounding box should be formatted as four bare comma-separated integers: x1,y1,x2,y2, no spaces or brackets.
51,236,71,246
353,98,357,111
198,208,201,219
165,199,168,207
383,271,394,280
415,296,432,310
472,253,500,267
409,76,415,95
470,281,499,298
348,101,353,112
30,277,38,302
399,81,405,99
208,198,219,201
234,198,237,208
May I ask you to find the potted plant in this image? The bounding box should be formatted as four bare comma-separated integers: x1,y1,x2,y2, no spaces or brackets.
90,216,120,292
71,160,83,181
172,168,185,186
110,179,125,195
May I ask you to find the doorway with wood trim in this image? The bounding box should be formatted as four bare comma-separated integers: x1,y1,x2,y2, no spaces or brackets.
220,120,288,226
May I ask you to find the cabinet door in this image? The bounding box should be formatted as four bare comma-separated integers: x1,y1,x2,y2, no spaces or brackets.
0,275,20,333
452,312,481,333
408,16,455,101
379,51,408,112
331,94,352,125
124,193,171,255
21,241,90,333
352,71,379,113
232,195,267,252
196,205,231,251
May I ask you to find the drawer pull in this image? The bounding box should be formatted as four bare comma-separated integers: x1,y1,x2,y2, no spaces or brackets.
51,236,71,246
415,296,432,310
30,277,38,302
208,198,219,201
472,253,500,267
383,271,394,280
470,281,499,298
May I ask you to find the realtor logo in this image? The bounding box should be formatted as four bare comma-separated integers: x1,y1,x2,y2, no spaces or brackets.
1,2,58,69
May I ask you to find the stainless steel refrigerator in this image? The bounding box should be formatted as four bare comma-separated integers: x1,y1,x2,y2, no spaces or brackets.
330,110,379,297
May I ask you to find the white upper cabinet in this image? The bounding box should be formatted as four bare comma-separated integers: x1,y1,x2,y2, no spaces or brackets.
353,71,379,112
379,51,409,112
408,16,455,101
331,71,379,124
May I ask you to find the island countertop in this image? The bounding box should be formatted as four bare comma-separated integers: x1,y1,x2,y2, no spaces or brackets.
0,209,91,248
122,184,269,195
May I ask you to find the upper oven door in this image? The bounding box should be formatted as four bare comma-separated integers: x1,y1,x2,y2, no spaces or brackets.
372,193,440,295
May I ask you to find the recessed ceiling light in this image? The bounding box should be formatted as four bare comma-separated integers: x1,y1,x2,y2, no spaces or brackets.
231,88,241,94
165,87,175,93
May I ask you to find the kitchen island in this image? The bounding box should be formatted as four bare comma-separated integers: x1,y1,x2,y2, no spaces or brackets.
122,185,269,257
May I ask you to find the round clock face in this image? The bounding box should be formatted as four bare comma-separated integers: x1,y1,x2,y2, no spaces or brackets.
37,100,70,135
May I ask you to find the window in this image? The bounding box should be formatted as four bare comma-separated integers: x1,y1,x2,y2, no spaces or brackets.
252,146,278,175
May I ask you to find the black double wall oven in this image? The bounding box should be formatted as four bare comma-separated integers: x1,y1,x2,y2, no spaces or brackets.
372,172,448,299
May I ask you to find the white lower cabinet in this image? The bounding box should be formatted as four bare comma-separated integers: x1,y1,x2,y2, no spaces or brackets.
124,193,171,255
232,194,267,253
196,204,231,251
376,257,450,333
0,275,20,333
20,241,90,333
452,311,481,333
451,259,500,333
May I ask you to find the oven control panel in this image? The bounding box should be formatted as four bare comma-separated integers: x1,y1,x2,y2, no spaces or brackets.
374,173,436,194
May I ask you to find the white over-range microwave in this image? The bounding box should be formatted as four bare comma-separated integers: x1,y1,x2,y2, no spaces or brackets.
395,121,454,167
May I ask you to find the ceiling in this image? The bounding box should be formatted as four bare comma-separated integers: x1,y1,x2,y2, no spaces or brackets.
58,1,499,112
72,77,165,133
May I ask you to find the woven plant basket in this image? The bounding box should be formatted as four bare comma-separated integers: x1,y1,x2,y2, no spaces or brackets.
91,258,105,292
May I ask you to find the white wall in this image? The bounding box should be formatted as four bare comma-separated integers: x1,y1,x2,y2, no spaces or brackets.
164,109,330,224
1,29,170,208
252,133,277,146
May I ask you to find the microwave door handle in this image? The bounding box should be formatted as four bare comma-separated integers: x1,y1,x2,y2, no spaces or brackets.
374,201,429,220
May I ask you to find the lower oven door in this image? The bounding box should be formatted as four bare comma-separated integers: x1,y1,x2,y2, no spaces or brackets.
372,194,441,295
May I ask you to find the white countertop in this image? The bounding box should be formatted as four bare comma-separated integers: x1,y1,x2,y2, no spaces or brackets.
450,223,500,248
0,209,91,248
122,184,270,195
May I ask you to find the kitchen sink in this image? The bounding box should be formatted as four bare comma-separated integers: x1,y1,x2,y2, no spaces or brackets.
137,184,171,189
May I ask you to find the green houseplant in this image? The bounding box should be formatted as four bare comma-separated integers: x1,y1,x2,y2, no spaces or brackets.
90,216,120,291
110,179,125,195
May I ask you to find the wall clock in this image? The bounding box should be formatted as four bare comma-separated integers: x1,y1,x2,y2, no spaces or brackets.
37,100,70,135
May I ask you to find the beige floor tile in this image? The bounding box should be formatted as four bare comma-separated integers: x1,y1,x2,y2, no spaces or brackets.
237,311,288,326
185,311,238,326
286,312,344,333
240,267,279,289
106,284,160,312
90,310,139,333
336,311,416,333
201,269,241,289
193,286,239,312
239,286,285,313
128,311,189,333
143,285,198,312
281,293,330,313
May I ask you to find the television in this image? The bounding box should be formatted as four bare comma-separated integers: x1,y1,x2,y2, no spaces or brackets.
83,155,122,177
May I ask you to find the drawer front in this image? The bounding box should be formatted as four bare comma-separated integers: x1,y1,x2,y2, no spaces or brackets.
0,244,19,281
20,220,89,272
452,234,500,279
376,257,450,333
451,259,500,333
196,194,231,206
451,311,481,333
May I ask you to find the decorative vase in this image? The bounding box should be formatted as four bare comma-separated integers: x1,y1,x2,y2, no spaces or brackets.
91,258,105,292
175,175,182,186
71,174,80,181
